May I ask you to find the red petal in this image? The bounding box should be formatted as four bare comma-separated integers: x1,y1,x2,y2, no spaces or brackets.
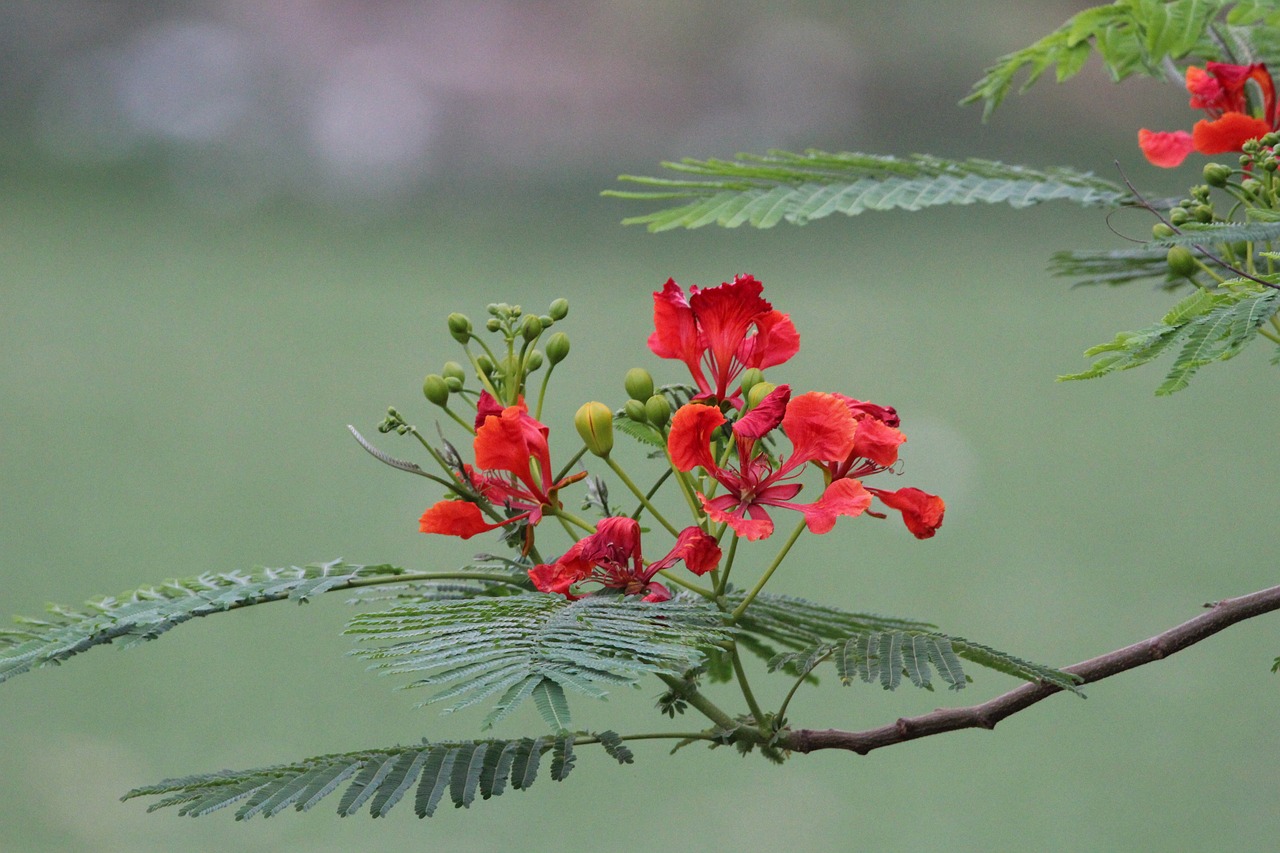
743,308,800,370
654,526,723,576
798,478,871,534
1138,128,1195,168
419,501,503,539
852,417,906,467
733,384,790,440
780,392,857,466
871,486,946,539
701,493,774,541
1192,112,1272,154
668,403,726,472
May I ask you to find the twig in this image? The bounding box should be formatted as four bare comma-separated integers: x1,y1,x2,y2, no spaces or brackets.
781,583,1280,755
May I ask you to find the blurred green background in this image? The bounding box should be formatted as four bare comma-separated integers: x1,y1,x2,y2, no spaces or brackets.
4,2,1279,851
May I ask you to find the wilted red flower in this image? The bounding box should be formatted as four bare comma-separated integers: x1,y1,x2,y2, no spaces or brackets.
529,516,721,602
648,274,800,404
1139,62,1278,167
668,385,871,541
420,392,582,542
812,394,944,539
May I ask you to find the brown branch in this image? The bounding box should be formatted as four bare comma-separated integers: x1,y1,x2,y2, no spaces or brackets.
780,583,1280,755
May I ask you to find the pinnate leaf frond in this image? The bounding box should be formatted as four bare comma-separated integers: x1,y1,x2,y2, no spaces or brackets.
123,733,604,819
606,151,1125,231
0,560,429,684
346,593,733,730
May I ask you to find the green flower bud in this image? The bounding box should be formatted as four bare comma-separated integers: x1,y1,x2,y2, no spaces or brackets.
739,368,765,396
1168,208,1190,226
624,399,648,422
447,313,472,343
539,315,554,327
548,298,569,321
442,361,466,382
1203,163,1233,188
1242,178,1264,196
575,402,614,457
476,355,495,376
1166,246,1199,279
485,318,502,332
521,314,543,342
423,374,450,405
746,381,776,410
525,350,544,371
1194,204,1215,223
444,376,463,392
1152,223,1176,239
623,367,654,402
645,394,671,429
546,332,570,365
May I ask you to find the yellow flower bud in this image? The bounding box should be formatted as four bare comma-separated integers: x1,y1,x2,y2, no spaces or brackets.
575,402,615,457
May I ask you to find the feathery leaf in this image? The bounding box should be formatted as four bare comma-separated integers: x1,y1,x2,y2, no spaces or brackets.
607,151,1125,231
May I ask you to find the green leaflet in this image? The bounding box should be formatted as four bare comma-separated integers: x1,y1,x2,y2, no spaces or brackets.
345,594,732,730
0,561,417,684
606,151,1125,231
767,629,1081,695
963,0,1229,119
121,733,617,819
1049,247,1182,289
1060,285,1280,393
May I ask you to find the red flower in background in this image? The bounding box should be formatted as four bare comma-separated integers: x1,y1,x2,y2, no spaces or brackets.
812,394,944,539
529,516,721,602
648,274,800,404
668,386,871,541
419,392,582,543
1140,62,1278,167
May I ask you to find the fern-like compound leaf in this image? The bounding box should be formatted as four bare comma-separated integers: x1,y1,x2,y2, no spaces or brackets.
0,561,427,684
606,151,1125,231
346,593,732,729
124,735,595,819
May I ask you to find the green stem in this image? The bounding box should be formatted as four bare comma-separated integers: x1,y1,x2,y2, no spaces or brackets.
534,361,557,422
551,507,597,534
554,444,589,485
661,446,707,529
729,518,807,622
439,405,477,435
775,650,832,724
656,673,737,731
730,644,767,726
713,534,739,597
654,569,715,599
605,455,680,537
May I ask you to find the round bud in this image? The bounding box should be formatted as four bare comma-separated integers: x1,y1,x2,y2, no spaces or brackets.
739,368,765,396
525,350,544,371
521,314,543,342
539,315,554,327
574,402,615,457
476,355,495,376
548,298,569,321
1193,204,1215,223
444,376,463,392
1168,208,1190,226
1203,163,1232,188
423,374,450,405
546,332,570,365
645,394,671,430
1152,223,1176,239
746,381,776,410
623,367,655,402
1242,178,1264,196
1166,246,1199,279
485,318,502,332
442,361,466,382
447,313,472,343
624,399,648,422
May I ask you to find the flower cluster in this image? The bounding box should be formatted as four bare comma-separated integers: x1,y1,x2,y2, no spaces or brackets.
413,278,943,604
1140,62,1280,167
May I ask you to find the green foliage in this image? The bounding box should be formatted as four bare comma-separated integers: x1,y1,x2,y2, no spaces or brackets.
766,628,1081,694
1060,284,1280,393
122,732,629,819
1050,246,1179,288
606,151,1125,231
963,0,1253,119
345,593,733,730
0,561,426,684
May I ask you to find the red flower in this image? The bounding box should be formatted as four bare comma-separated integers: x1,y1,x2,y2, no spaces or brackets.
648,274,800,404
1139,62,1278,167
668,386,872,541
813,394,944,539
529,516,722,602
419,393,582,542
